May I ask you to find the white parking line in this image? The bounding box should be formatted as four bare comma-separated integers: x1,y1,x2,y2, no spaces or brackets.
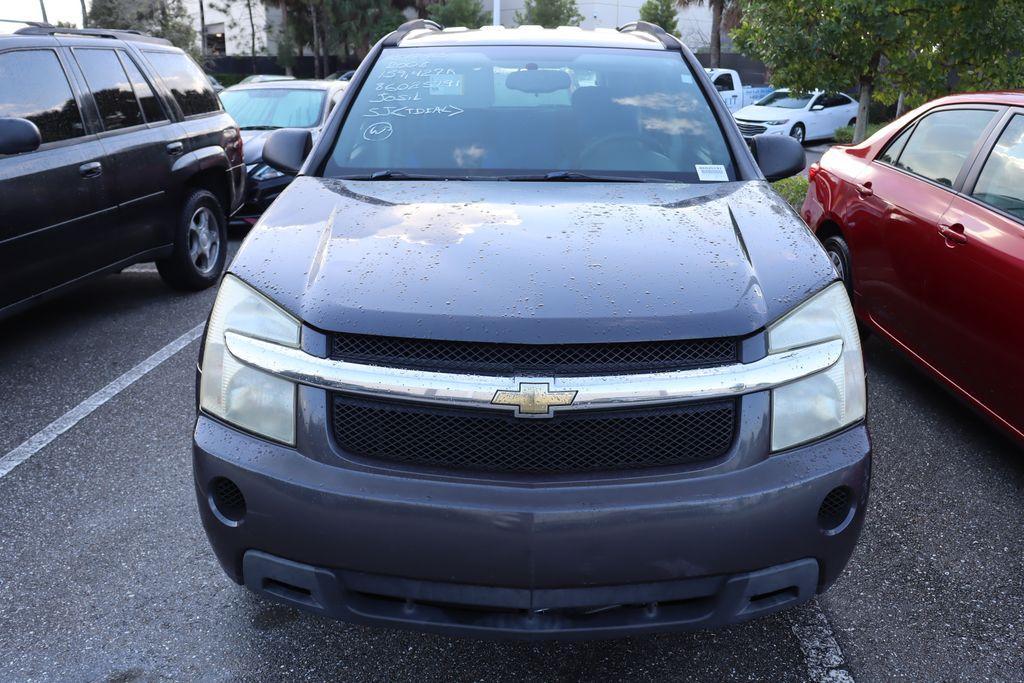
0,323,205,480
792,599,855,682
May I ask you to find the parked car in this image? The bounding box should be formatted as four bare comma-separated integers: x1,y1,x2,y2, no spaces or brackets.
193,20,869,639
207,74,225,93
705,67,773,113
804,92,1024,445
326,69,356,82
238,74,295,84
735,89,858,143
0,22,244,320
219,79,348,223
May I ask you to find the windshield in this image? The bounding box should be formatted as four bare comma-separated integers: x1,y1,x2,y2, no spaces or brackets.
754,90,812,109
323,46,735,182
220,88,326,129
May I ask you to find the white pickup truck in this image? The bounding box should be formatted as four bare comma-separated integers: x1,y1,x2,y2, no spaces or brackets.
705,68,774,113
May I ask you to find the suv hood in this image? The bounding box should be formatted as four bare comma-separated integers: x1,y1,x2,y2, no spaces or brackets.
231,178,834,343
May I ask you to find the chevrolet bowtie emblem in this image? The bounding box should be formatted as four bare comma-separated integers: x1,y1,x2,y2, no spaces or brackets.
492,382,577,418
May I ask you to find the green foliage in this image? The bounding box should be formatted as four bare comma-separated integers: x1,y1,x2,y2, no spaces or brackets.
771,175,809,212
514,0,584,28
734,0,1024,141
834,122,887,144
638,0,678,36
88,0,198,57
427,0,491,28
212,72,247,87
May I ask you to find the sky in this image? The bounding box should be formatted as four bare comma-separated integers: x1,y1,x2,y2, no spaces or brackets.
4,0,91,27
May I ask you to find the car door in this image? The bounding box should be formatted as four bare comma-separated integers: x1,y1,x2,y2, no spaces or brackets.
822,94,854,137
846,106,1003,362
0,46,114,312
69,45,180,262
711,71,739,112
924,111,1024,436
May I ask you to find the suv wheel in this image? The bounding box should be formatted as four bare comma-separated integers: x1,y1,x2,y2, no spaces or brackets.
158,189,227,290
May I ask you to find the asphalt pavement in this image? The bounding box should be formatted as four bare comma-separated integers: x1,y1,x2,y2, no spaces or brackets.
1,245,1022,682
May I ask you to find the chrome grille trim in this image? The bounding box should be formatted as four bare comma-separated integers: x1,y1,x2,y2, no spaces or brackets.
224,331,843,416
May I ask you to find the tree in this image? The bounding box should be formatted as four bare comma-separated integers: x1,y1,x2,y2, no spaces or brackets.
514,0,583,28
677,0,739,68
427,0,490,29
88,0,198,56
210,0,265,72
734,0,1024,143
638,0,678,36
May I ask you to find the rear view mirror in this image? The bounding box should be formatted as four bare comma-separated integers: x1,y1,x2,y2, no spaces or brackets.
263,128,313,175
811,104,824,111
506,68,571,94
750,134,806,181
0,118,42,155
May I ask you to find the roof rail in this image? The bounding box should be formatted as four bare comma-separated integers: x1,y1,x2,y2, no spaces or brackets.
13,24,172,46
617,21,679,50
383,19,443,47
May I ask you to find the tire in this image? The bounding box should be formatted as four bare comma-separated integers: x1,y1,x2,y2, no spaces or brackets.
848,117,857,127
822,234,870,337
790,123,806,144
157,188,227,291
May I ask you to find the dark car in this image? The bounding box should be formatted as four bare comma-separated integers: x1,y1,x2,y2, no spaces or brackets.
193,20,870,639
219,79,348,224
804,92,1024,445
0,22,244,319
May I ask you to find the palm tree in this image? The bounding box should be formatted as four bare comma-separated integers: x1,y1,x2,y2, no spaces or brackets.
676,0,740,68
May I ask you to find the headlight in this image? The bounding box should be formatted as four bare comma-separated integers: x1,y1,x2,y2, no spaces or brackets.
252,164,285,181
199,274,300,444
768,282,866,451
764,119,790,126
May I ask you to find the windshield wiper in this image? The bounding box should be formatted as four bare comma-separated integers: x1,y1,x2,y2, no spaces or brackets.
239,125,281,131
504,171,653,183
337,170,470,181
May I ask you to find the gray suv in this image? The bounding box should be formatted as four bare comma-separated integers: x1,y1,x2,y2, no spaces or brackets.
192,20,870,639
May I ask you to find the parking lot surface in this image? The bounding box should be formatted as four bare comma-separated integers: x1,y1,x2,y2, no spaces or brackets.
1,246,1022,682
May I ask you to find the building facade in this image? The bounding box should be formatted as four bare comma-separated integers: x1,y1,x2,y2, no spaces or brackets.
181,0,281,57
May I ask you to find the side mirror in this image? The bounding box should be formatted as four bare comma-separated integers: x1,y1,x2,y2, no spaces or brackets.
263,128,313,175
0,118,42,155
811,104,824,111
750,134,806,181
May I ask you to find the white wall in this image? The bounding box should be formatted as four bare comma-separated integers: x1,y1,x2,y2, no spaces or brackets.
181,0,280,57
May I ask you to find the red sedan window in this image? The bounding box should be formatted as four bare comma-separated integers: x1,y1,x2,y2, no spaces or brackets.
972,114,1024,221
892,108,996,186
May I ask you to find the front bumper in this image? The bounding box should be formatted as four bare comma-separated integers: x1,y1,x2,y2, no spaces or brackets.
193,407,870,638
232,172,293,223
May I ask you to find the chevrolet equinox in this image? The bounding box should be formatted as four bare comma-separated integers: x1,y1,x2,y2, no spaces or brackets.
192,20,871,639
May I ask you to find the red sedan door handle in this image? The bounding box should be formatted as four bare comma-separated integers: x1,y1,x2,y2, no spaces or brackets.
939,223,968,245
856,181,873,197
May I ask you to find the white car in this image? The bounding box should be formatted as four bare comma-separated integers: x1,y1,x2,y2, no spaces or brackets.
734,90,858,143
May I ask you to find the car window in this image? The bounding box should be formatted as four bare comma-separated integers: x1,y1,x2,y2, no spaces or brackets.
220,88,326,128
893,108,997,186
878,124,913,164
119,51,167,123
144,51,220,116
74,48,144,131
712,73,734,92
324,46,735,182
971,114,1024,221
755,90,812,109
821,94,849,108
0,49,85,145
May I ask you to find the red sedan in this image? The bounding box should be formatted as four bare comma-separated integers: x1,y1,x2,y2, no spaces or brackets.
803,92,1024,444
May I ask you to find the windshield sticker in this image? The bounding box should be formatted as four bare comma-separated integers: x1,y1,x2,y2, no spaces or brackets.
695,164,729,182
429,74,463,96
363,104,464,118
363,121,393,141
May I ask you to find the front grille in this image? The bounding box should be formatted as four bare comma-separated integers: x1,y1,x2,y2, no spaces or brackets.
330,333,738,376
735,120,768,137
331,396,736,474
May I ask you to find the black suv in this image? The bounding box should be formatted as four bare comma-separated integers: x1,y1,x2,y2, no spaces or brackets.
0,22,244,319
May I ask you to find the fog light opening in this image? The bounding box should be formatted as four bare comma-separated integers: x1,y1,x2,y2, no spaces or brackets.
209,476,246,526
818,486,854,535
